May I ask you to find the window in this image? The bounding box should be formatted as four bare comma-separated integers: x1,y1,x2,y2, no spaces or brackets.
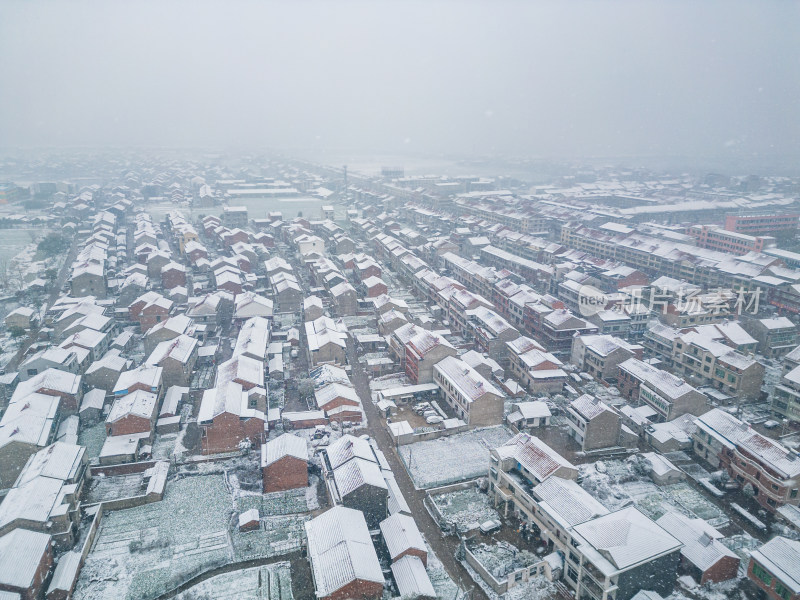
791,489,798,499
569,551,579,564
567,567,578,582
775,582,792,600
752,563,772,585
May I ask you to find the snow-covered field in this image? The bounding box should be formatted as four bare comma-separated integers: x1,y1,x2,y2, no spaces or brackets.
174,562,293,600
399,425,514,489
74,474,309,600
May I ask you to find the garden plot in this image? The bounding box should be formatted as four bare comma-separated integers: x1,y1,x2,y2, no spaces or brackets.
85,471,148,504
430,487,501,534
230,514,309,561
236,487,309,515
399,426,514,489
74,475,233,600
174,563,293,600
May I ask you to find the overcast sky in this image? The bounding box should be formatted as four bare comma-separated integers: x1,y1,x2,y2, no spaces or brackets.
1,0,798,166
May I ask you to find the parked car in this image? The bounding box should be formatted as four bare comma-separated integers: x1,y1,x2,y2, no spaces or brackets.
479,519,501,534
426,415,444,424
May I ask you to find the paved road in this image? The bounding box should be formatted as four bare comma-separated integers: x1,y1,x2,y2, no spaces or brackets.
347,340,484,600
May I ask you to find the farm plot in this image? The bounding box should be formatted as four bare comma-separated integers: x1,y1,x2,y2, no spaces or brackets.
230,514,309,562
398,426,513,489
174,563,293,600
74,475,233,600
236,487,309,515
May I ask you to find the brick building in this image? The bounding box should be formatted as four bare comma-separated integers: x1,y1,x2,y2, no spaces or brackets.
261,433,309,493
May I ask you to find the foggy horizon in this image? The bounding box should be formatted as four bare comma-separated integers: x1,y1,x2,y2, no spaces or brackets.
2,1,800,172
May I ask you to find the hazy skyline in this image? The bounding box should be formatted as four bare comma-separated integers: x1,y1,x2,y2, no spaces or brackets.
1,0,799,169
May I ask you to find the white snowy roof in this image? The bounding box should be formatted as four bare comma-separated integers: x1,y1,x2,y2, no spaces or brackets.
11,368,81,402
656,511,736,572
379,513,427,561
333,456,388,497
570,394,614,421
572,506,681,576
326,434,376,470
145,334,197,365
0,529,52,590
160,385,189,416
751,537,800,593
0,393,60,448
495,433,576,483
113,365,162,395
514,401,552,420
533,476,609,527
14,441,85,487
315,382,360,411
80,388,106,413
261,433,309,467
304,506,384,596
433,356,502,402
391,555,436,599
107,389,157,423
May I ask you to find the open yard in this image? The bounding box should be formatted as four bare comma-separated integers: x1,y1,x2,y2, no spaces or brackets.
74,474,309,600
398,425,513,489
429,486,501,534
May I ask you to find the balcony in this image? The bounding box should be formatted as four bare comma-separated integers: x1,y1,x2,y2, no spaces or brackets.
580,575,606,600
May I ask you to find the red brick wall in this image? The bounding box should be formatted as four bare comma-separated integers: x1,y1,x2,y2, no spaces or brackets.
263,456,308,493
321,579,384,600
367,284,388,298
202,412,265,454
162,270,186,289
328,410,362,424
107,414,151,437
396,547,428,567
701,555,740,584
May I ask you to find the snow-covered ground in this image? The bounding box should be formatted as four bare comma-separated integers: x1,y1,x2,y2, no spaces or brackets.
430,487,501,533
398,425,514,489
174,562,293,600
74,473,309,600
579,459,729,527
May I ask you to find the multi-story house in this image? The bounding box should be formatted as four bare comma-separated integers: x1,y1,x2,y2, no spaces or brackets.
540,309,599,355
568,506,682,600
506,336,567,394
742,316,798,358
433,356,504,426
565,394,621,451
404,328,457,384
673,329,764,398
693,408,800,512
772,365,800,424
570,334,643,383
617,358,709,422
